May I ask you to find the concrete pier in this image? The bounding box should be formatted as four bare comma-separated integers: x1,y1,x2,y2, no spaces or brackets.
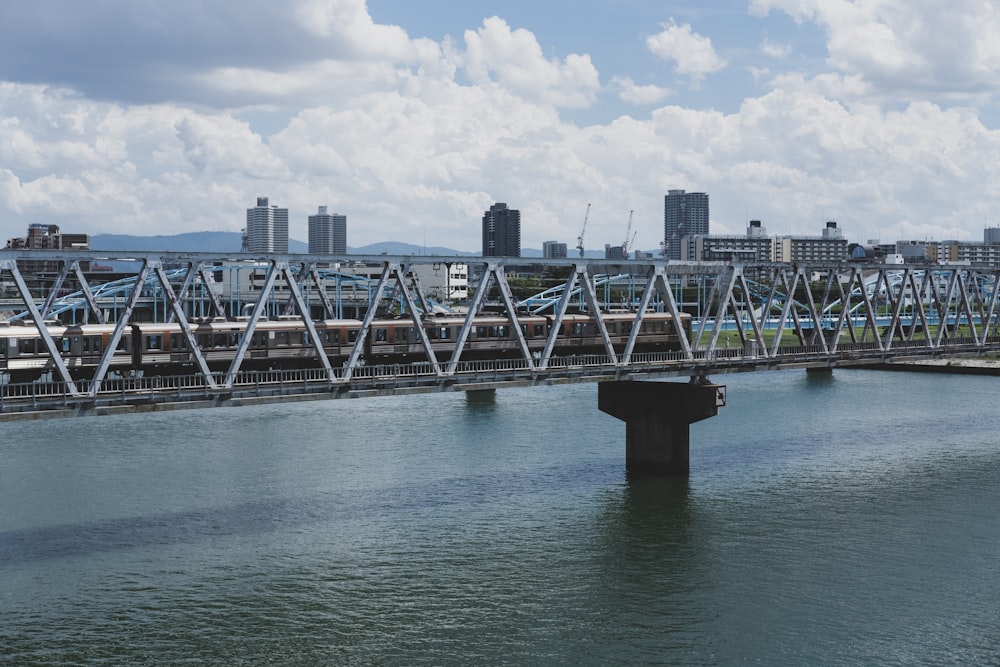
599,380,724,477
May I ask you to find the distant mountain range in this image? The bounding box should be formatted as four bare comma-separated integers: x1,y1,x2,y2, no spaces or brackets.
89,231,612,258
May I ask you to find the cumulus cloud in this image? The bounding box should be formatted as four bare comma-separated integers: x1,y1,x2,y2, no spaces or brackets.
611,76,673,106
749,0,1000,99
646,19,726,83
760,39,791,59
2,1,1000,252
461,17,600,109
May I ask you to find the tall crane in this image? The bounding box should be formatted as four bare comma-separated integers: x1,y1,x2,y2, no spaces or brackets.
576,203,590,258
621,210,634,259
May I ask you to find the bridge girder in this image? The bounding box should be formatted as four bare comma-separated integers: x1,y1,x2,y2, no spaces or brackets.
1,251,1000,415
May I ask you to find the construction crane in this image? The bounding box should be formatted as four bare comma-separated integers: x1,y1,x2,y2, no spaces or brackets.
576,203,590,258
621,210,634,259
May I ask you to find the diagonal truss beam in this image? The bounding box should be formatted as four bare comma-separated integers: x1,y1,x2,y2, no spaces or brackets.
1,259,80,393
39,260,105,324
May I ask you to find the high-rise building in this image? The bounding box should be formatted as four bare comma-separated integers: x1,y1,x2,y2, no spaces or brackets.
308,205,347,254
663,190,709,260
482,202,521,257
245,196,289,253
6,223,91,273
542,241,567,259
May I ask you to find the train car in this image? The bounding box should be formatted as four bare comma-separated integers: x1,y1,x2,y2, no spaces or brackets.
546,311,690,354
0,323,63,383
131,318,362,374
363,315,557,362
0,322,133,382
62,323,133,379
1,309,694,383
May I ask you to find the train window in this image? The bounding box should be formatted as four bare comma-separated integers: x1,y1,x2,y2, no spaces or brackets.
0,339,6,355
89,336,102,353
146,334,163,351
61,338,71,353
440,327,451,340
621,322,633,334
533,324,544,337
331,330,341,344
116,336,129,352
572,323,584,335
197,333,210,347
290,332,303,345
476,326,487,338
348,329,359,343
375,328,387,342
394,328,407,343
19,338,36,354
276,331,289,346
496,325,507,338
214,333,227,348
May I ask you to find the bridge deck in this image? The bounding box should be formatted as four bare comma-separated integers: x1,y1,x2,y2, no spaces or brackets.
0,340,989,421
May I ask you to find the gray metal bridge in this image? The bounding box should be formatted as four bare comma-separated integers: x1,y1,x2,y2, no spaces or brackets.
2,250,999,422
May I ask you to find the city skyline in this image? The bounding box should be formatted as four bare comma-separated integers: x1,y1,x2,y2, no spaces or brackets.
4,2,1000,252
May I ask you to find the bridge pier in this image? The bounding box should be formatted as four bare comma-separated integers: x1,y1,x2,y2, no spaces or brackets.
599,379,724,477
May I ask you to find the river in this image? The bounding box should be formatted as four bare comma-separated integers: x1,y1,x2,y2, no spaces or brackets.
2,368,998,664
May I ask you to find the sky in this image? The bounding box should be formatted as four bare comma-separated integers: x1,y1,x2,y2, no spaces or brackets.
3,0,1000,253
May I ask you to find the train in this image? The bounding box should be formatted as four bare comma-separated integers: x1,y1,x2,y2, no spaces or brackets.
0,311,691,383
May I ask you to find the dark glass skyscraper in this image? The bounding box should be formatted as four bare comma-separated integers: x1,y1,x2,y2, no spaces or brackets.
482,202,521,257
663,190,709,260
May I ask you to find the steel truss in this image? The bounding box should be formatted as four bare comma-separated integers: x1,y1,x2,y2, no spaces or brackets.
3,251,1000,413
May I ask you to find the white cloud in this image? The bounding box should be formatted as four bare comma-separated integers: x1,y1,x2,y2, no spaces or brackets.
461,17,600,109
760,39,791,59
749,0,1000,100
2,2,1000,252
611,77,673,106
646,19,726,83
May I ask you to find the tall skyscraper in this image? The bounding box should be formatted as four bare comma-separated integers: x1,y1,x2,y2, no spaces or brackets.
245,196,289,253
482,202,521,257
663,190,709,260
308,205,347,254
542,240,567,259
